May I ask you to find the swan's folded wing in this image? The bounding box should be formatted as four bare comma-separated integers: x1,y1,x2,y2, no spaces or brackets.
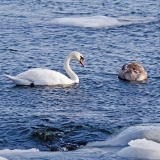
4,74,32,85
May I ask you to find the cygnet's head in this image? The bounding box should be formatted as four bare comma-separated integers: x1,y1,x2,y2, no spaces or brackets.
71,51,84,67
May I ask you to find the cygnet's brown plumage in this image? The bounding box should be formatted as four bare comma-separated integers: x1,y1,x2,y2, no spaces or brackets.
118,62,147,81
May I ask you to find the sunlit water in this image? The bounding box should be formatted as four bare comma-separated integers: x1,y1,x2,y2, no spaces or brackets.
0,0,160,159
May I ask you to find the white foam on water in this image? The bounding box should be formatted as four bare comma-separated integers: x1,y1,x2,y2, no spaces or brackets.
117,138,160,159
53,16,120,28
0,147,114,160
129,138,160,150
86,125,160,159
87,125,160,147
0,148,39,154
0,156,7,160
0,126,160,159
53,15,155,28
0,148,39,160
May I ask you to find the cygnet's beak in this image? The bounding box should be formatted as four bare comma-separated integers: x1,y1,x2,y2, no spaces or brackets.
79,57,84,67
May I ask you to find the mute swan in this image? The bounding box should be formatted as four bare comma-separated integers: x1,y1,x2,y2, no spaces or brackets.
118,62,147,81
5,51,84,86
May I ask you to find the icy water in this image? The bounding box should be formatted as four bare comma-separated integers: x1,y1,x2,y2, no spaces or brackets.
0,0,160,159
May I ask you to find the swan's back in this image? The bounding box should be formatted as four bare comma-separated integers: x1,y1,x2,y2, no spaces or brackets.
118,62,147,81
12,68,73,85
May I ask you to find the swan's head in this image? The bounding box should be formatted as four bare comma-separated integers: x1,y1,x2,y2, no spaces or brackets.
71,51,84,67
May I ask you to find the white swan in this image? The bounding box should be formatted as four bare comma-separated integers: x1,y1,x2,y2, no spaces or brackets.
118,62,147,81
5,51,84,86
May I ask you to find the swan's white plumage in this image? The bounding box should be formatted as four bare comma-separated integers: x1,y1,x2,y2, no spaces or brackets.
5,51,84,86
5,68,73,85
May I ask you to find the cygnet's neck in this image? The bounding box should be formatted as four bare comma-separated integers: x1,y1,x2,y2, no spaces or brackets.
64,54,79,83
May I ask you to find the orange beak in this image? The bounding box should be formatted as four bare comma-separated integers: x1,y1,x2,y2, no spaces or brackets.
80,58,84,67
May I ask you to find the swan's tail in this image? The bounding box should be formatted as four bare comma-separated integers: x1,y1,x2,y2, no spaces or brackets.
4,74,31,85
4,74,15,79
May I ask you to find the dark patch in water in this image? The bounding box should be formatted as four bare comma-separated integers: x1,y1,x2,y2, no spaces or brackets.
9,48,18,52
47,143,79,151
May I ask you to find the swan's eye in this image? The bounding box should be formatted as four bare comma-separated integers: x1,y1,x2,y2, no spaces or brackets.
80,56,84,60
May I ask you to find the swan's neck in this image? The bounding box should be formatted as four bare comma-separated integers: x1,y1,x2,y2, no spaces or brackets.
64,55,79,83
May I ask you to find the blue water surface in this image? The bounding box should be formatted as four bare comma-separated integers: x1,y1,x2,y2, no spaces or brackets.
0,0,159,159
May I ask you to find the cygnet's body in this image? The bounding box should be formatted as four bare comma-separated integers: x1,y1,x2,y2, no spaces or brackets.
118,62,147,81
